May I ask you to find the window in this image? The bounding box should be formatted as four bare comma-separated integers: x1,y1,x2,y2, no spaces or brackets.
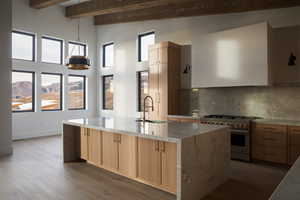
102,75,113,110
41,73,63,111
137,71,149,112
12,71,35,112
68,75,86,110
138,32,155,62
69,42,87,57
102,43,114,67
42,36,63,64
12,31,35,61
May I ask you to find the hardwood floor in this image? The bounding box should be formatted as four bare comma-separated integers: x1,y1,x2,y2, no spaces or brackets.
0,136,288,200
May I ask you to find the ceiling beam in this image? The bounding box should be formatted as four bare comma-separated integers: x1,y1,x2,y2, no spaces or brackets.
30,0,69,9
66,0,194,18
94,0,300,25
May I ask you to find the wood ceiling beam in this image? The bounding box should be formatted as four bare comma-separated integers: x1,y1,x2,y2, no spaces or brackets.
66,0,194,18
94,0,300,25
30,0,69,9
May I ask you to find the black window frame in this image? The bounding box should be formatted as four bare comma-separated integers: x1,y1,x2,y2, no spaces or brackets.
138,31,155,62
68,74,86,111
41,36,64,65
41,72,63,112
68,41,87,57
12,30,36,62
12,70,35,113
102,75,114,110
137,71,149,112
102,42,114,67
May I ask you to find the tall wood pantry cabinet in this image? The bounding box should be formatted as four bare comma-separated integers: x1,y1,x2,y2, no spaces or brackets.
148,41,181,120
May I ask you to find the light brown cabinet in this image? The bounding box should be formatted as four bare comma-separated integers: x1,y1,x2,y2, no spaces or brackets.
148,42,181,120
102,132,137,178
137,138,177,194
161,141,177,193
288,126,300,165
80,127,88,160
80,128,176,194
137,138,162,185
80,128,102,166
88,129,102,166
252,123,288,164
118,134,137,178
102,131,119,171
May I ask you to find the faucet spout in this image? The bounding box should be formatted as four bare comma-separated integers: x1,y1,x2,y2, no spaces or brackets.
143,96,154,122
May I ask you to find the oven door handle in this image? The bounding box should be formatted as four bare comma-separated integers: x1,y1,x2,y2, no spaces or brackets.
231,130,249,134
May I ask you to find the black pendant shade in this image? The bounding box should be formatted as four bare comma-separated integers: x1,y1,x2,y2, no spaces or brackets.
66,56,91,70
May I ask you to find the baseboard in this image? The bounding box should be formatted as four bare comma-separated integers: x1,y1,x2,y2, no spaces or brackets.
0,145,13,157
13,131,62,141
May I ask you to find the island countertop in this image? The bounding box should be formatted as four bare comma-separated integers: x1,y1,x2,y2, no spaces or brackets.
269,156,300,200
63,117,228,143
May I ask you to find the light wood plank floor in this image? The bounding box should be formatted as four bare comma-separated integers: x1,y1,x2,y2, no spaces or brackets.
0,136,288,200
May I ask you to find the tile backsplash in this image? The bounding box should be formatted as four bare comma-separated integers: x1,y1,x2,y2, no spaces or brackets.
179,86,300,120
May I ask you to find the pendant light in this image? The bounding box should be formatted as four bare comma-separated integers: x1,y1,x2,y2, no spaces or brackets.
66,7,91,70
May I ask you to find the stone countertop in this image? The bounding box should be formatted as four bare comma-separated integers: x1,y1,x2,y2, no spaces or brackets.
167,115,201,119
254,119,300,126
63,117,228,143
269,157,300,200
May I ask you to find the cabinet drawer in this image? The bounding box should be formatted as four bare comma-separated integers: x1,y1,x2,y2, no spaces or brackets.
288,126,300,146
264,147,287,164
263,131,287,147
252,130,287,147
288,126,300,133
252,145,287,164
253,123,287,133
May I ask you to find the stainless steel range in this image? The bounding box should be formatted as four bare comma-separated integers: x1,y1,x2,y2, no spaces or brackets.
201,115,258,162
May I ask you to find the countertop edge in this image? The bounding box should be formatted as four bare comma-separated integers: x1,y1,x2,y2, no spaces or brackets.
63,121,229,143
254,119,300,126
269,156,300,200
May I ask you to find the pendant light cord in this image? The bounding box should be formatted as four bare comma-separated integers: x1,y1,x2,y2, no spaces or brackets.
69,0,82,57
77,17,80,42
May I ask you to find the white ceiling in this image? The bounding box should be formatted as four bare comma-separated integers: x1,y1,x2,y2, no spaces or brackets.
60,0,90,7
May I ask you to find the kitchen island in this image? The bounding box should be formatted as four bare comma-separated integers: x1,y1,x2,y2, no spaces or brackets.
63,117,230,200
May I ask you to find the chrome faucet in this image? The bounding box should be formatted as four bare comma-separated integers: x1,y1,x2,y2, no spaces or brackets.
143,96,154,122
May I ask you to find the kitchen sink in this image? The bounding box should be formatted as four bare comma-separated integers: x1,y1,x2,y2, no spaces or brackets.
135,119,167,124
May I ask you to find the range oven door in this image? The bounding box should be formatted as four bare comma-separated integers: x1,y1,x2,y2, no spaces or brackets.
231,130,250,161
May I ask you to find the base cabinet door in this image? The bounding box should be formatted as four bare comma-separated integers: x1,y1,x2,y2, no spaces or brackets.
252,124,287,164
80,128,88,160
102,132,119,171
161,141,177,194
137,138,161,186
288,126,300,165
88,129,102,166
118,134,137,178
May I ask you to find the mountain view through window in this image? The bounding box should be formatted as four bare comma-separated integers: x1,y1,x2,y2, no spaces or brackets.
12,71,34,112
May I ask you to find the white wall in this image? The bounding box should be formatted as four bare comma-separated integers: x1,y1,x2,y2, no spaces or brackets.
12,0,97,140
97,6,300,118
0,0,12,156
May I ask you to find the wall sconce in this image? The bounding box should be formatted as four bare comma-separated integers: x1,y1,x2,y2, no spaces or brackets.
288,53,297,66
183,64,191,74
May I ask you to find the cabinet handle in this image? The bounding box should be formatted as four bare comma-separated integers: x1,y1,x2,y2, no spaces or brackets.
263,137,276,141
155,141,159,151
118,135,121,144
160,142,166,152
263,127,277,131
